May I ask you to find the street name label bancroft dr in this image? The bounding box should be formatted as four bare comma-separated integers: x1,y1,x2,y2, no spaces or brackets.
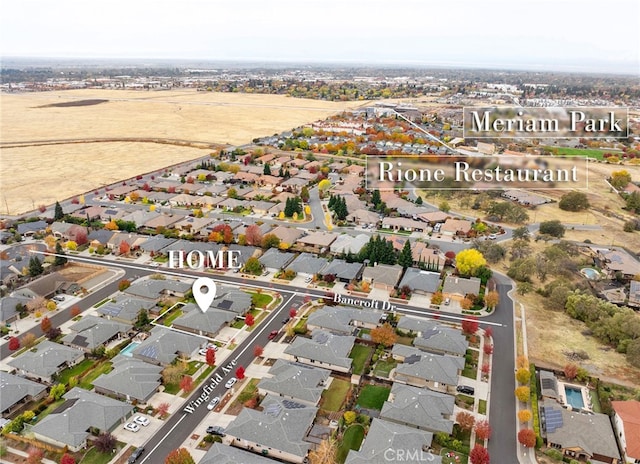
333,293,398,311
184,358,237,413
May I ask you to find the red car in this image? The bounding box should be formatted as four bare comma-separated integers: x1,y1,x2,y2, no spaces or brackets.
268,330,278,340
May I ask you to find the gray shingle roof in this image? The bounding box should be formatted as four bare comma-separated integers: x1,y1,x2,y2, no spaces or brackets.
224,394,317,459
398,268,441,294
380,384,454,434
285,331,355,370
320,259,364,281
442,275,481,297
397,318,468,356
307,305,381,335
0,295,29,323
394,349,464,386
172,303,236,336
362,264,404,288
258,360,331,405
92,355,162,403
138,235,178,253
31,387,133,449
258,248,296,270
345,418,441,464
286,253,329,275
0,371,47,414
97,296,156,323
7,341,84,380
200,443,276,464
123,279,190,300
62,315,131,350
543,399,620,460
212,287,253,315
132,326,204,365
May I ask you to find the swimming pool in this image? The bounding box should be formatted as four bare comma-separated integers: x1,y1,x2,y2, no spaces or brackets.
580,268,600,280
564,386,585,409
120,341,141,357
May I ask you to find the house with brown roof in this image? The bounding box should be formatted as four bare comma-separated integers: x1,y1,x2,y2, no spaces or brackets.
440,218,473,236
382,217,428,233
234,171,260,184
144,214,182,230
270,226,306,247
13,272,80,300
442,275,481,300
259,175,284,189
362,264,403,292
295,231,338,253
612,400,640,464
595,248,640,280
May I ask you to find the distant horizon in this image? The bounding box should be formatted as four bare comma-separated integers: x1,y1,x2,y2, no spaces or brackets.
2,55,638,77
2,0,638,76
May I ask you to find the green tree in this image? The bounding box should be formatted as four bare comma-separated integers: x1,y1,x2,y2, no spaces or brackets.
456,249,487,277
54,241,68,265
625,191,640,214
136,309,150,328
539,220,565,238
49,383,66,400
559,191,590,212
610,170,631,189
439,200,450,213
626,338,640,368
398,240,413,269
300,186,310,202
261,233,281,249
243,257,263,275
512,226,531,241
371,189,381,207
227,188,238,199
54,201,64,221
263,163,271,175
415,196,423,205
28,256,44,276
284,197,302,217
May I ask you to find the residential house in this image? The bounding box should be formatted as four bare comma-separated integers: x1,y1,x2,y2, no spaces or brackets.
382,217,428,233
270,226,306,247
257,360,331,406
306,305,382,336
0,372,47,418
0,295,29,324
123,279,190,301
330,233,369,255
93,355,163,404
362,264,404,292
70,206,108,222
258,175,283,189
320,259,364,283
201,443,276,464
412,242,446,270
347,209,381,227
442,275,482,299
224,394,317,464
131,326,204,366
539,370,560,401
13,272,80,300
286,253,329,278
391,346,463,393
234,171,260,184
119,210,160,229
211,287,253,316
17,220,48,237
284,330,355,373
629,280,640,308
172,303,236,338
31,387,134,452
173,216,216,237
595,248,640,280
138,235,178,255
106,232,147,253
87,229,116,248
440,218,473,236
345,418,442,464
248,200,275,216
280,177,308,193
380,383,455,434
7,340,85,384
144,214,182,231
397,318,468,357
397,269,441,296
61,315,131,352
542,399,620,464
611,400,640,464
259,249,297,273
97,296,156,324
295,231,338,253
417,211,449,224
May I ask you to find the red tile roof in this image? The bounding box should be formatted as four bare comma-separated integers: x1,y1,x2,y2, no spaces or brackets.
612,400,640,459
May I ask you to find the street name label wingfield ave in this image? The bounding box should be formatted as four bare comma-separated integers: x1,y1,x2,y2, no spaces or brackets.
184,358,238,413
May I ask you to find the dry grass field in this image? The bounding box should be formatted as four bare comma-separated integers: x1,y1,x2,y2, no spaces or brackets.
0,89,362,214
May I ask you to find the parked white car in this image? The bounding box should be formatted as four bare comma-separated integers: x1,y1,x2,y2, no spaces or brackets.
225,377,237,389
124,422,140,433
133,415,150,427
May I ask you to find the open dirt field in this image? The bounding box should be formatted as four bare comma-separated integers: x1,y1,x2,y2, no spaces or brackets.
0,90,362,214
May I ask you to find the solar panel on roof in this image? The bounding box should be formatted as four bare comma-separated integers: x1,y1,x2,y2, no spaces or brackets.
216,300,232,310
314,333,329,344
265,403,282,417
544,407,563,433
282,400,305,409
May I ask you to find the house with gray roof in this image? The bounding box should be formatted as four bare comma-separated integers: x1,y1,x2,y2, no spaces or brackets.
31,387,134,452
212,287,253,315
1,372,47,418
124,279,190,300
320,259,364,283
397,317,468,357
13,272,80,300
330,233,369,255
345,418,442,464
362,264,404,292
259,248,296,273
87,229,116,247
138,235,178,254
539,370,559,400
97,296,156,324
201,443,276,464
93,355,162,404
17,220,47,237
8,341,85,384
442,275,481,299
391,347,464,393
172,303,236,338
285,330,355,373
258,360,331,406
61,315,131,352
0,295,29,324
542,399,620,463
285,253,329,277
306,305,382,336
380,383,455,434
224,394,317,464
132,326,204,366
397,269,441,295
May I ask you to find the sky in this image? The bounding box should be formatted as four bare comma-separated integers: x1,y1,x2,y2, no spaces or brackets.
1,0,639,74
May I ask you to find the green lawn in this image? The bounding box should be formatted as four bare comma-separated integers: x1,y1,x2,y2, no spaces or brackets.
186,360,203,375
163,309,183,326
589,389,602,413
35,399,64,423
79,361,113,389
236,378,259,404
373,359,397,378
395,335,414,346
349,345,372,375
356,385,390,410
441,448,469,464
545,146,606,160
478,399,487,415
57,359,96,385
321,379,351,411
231,319,245,329
93,298,111,308
250,292,273,308
81,445,123,464
195,365,215,385
337,425,365,463
164,382,181,395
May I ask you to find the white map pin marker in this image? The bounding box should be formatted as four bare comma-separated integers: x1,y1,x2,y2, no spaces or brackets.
192,277,217,313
